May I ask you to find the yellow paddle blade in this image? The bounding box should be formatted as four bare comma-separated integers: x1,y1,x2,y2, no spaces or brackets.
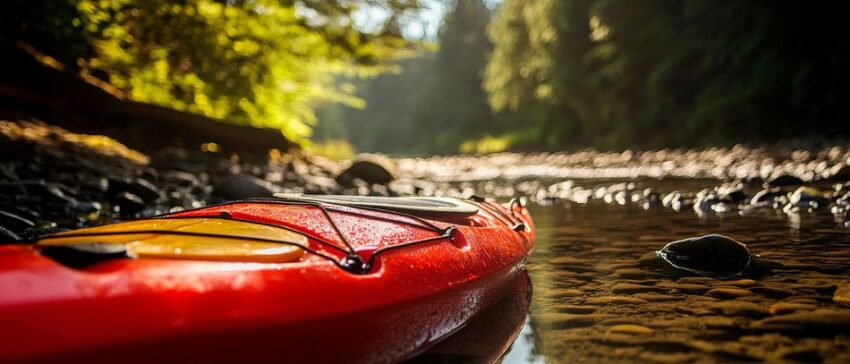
38,218,306,263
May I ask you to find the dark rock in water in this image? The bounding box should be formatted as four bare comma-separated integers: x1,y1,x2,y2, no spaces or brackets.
693,190,721,213
337,154,396,186
212,175,273,200
657,234,751,278
787,187,828,210
741,176,765,189
719,187,747,204
0,210,35,232
765,174,804,188
110,192,145,216
827,164,850,182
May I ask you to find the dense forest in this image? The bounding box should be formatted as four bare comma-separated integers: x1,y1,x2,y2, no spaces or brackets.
327,0,850,154
3,1,850,155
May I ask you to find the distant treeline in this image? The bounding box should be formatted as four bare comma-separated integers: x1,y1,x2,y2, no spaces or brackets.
328,0,850,154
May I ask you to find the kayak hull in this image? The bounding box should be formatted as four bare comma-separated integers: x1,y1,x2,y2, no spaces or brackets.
0,198,534,363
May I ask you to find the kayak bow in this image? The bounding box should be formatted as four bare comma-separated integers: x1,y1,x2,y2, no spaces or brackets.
0,195,534,363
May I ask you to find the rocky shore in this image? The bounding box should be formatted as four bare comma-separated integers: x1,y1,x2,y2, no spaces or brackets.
3,119,850,240
0,120,400,240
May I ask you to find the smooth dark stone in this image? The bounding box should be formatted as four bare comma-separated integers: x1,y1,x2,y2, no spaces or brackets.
79,177,109,193
163,170,201,187
828,165,850,181
719,188,747,204
212,175,273,200
336,154,395,186
657,234,751,278
108,177,161,202
741,176,765,188
766,174,804,188
71,201,102,215
0,210,35,232
694,192,720,212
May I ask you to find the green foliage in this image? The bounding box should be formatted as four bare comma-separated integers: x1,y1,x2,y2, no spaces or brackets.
484,0,850,150
335,0,504,154
2,0,420,143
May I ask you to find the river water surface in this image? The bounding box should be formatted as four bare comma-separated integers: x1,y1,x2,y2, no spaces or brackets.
418,178,850,363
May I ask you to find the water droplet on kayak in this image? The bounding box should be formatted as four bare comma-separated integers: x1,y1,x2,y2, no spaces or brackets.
656,234,751,278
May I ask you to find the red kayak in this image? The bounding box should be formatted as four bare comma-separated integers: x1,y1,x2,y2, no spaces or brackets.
0,195,534,363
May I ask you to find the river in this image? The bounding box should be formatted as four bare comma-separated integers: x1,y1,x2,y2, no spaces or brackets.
416,178,850,363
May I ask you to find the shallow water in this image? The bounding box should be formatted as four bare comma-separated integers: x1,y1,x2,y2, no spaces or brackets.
493,195,850,363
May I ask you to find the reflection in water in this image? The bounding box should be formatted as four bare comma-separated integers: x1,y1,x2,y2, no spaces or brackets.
410,272,532,363
500,319,545,364
521,199,850,363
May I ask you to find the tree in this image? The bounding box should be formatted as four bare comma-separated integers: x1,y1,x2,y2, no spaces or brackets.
485,0,850,150
1,0,422,143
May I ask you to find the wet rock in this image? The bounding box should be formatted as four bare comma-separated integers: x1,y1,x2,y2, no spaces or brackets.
212,175,273,199
337,154,396,186
657,234,751,278
718,187,747,204
788,186,828,209
752,309,850,332
827,164,850,182
713,279,760,288
0,225,20,241
110,192,145,216
0,210,35,232
108,177,161,202
706,288,754,299
70,201,102,215
709,301,768,317
655,282,711,294
538,313,602,329
677,277,718,285
633,293,678,302
548,288,584,298
693,189,722,213
750,188,783,206
551,304,598,314
769,302,818,315
766,174,804,188
605,324,654,336
672,196,694,211
163,170,200,187
611,283,669,294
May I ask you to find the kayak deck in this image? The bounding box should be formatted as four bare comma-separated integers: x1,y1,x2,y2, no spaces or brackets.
0,196,535,363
